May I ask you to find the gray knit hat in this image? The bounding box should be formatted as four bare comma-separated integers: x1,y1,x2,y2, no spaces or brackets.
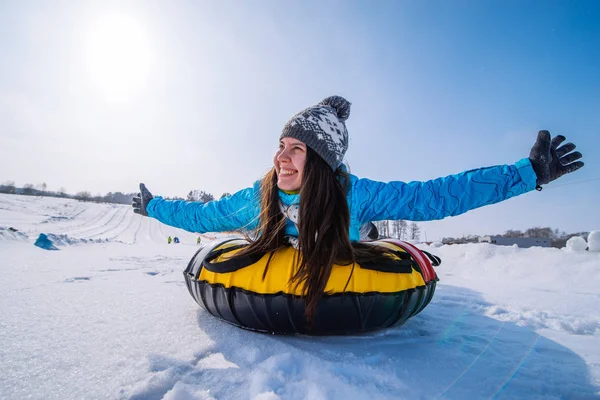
279,95,351,170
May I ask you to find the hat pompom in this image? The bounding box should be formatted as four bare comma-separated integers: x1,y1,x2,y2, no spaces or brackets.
319,96,351,121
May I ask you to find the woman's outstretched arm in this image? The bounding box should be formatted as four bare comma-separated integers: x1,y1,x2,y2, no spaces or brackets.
354,131,583,223
134,183,260,233
353,158,537,223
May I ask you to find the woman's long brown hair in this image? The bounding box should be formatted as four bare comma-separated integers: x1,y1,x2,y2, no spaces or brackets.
233,148,391,326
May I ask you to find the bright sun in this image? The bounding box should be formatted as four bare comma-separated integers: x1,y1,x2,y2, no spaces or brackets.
83,13,153,104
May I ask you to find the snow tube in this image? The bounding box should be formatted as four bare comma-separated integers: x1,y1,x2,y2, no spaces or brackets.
183,238,439,335
34,233,59,251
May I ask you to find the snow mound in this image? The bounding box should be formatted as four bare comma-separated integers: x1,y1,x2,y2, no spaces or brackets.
0,226,28,242
45,233,111,246
588,230,600,252
40,216,72,224
33,232,112,250
486,305,600,335
566,236,587,251
430,241,444,248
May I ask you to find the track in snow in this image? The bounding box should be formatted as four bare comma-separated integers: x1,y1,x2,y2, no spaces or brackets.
0,194,200,246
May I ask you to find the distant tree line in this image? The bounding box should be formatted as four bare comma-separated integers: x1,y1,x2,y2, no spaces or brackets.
187,190,215,202
1,181,136,205
0,181,235,206
186,190,232,202
442,227,589,248
374,220,421,241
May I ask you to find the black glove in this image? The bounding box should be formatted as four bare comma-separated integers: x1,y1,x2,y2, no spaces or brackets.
529,130,584,187
132,183,154,216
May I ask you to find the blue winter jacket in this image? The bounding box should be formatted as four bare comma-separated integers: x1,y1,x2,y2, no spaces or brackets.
147,158,537,242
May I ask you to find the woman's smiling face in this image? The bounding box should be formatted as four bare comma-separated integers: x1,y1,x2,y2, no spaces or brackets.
274,138,307,191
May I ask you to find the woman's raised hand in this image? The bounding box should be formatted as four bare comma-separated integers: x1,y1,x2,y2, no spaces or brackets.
529,130,584,186
132,183,154,216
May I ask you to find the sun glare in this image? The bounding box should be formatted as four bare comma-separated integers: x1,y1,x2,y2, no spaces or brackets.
83,13,153,104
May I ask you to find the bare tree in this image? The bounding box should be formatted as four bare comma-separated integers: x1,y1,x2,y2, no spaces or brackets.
187,190,215,203
398,220,408,240
504,229,524,238
199,191,215,203
1,181,16,194
409,222,420,241
553,228,566,239
23,183,35,195
375,221,389,238
525,227,553,238
75,191,92,201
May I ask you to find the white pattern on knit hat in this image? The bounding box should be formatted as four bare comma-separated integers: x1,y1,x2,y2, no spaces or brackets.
280,96,351,170
297,107,345,145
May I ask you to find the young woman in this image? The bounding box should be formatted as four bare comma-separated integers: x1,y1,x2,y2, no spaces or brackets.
133,95,584,322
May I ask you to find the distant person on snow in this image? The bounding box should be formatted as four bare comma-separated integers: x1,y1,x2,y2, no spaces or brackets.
174,237,180,244
168,236,172,244
197,237,202,245
133,95,584,322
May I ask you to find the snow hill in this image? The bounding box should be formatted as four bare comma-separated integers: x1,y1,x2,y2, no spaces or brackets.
1,193,599,400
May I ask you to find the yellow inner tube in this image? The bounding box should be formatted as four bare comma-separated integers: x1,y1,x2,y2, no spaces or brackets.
198,240,426,295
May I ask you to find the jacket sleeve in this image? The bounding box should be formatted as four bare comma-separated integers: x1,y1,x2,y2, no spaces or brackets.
146,185,260,233
353,158,538,223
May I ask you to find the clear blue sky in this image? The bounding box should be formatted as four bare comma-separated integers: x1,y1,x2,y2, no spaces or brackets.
1,0,598,240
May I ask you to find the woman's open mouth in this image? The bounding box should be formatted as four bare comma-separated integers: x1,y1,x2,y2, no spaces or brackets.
279,168,298,176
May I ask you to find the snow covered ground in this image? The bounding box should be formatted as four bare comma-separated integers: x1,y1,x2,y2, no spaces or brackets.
1,193,599,400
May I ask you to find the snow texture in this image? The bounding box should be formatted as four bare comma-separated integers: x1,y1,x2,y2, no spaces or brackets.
1,193,599,400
